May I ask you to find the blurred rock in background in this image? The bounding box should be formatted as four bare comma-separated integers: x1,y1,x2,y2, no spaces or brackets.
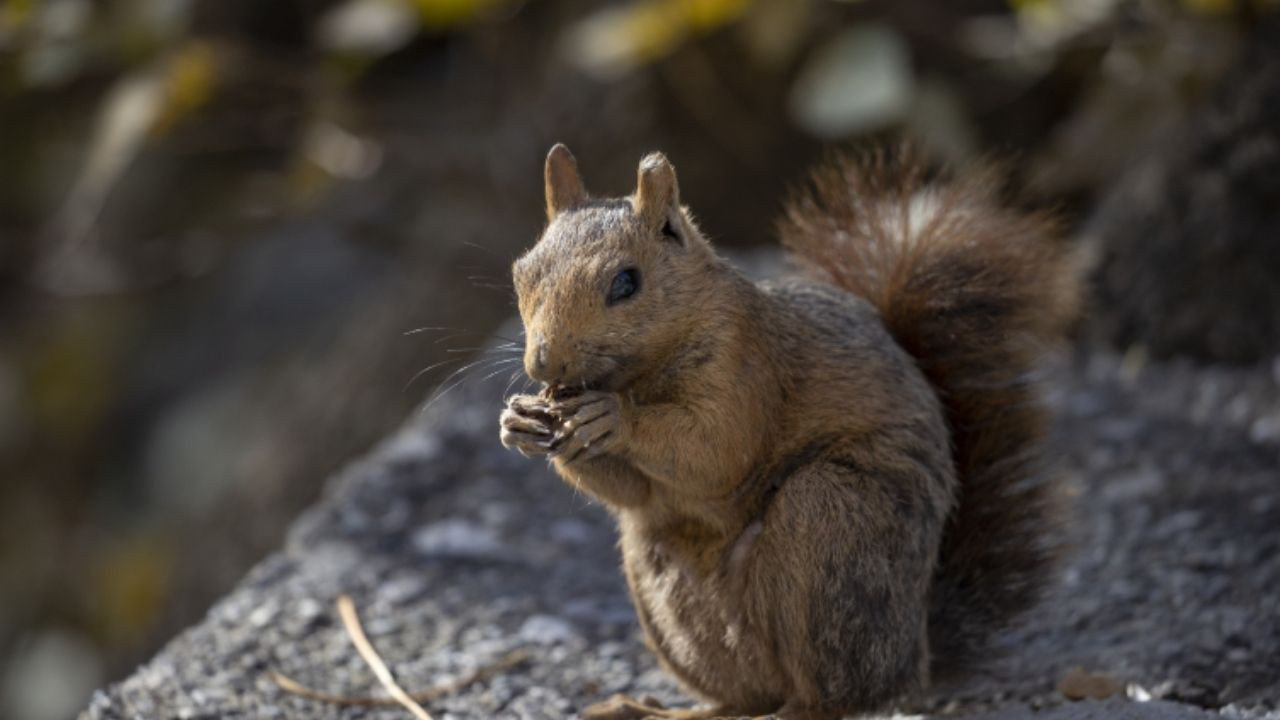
1087,15,1280,364
0,1,1272,718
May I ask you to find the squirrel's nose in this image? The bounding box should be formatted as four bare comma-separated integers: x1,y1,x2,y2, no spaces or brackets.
526,335,553,383
525,334,573,385
534,339,549,374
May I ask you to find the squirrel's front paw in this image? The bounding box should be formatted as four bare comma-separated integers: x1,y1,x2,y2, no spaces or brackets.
500,394,556,457
548,390,626,463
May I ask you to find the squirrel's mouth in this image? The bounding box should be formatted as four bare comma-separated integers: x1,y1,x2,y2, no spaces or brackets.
541,354,631,397
545,373,614,398
543,364,626,398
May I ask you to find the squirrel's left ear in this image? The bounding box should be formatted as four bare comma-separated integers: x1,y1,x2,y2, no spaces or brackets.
634,152,680,230
545,143,587,221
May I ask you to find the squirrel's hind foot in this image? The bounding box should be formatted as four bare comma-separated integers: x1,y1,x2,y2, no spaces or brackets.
580,694,671,720
579,694,837,720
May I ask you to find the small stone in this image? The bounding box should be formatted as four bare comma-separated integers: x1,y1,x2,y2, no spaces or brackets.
379,574,428,605
1128,683,1153,702
379,427,443,463
247,602,278,628
294,597,322,619
412,519,505,559
519,615,579,645
1152,678,1221,708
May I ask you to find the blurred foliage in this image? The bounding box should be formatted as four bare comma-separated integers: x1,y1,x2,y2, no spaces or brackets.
90,529,174,645
0,1,1274,719
151,40,216,133
563,0,750,76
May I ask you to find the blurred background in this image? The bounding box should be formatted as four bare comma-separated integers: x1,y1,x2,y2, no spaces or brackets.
0,0,1277,718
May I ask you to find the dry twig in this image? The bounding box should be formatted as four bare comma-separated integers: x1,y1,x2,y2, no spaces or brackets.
271,594,529,717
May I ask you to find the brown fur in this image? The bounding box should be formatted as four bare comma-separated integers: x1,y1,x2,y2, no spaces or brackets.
499,145,1078,720
778,150,1079,677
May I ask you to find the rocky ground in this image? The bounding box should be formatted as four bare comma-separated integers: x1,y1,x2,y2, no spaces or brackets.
81,327,1280,719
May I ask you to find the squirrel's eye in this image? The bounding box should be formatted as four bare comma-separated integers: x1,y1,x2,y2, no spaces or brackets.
606,268,640,306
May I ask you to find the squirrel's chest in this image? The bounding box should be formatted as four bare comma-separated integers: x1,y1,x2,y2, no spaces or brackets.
619,527,784,707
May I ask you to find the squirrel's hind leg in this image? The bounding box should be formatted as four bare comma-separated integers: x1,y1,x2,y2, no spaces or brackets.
579,694,837,720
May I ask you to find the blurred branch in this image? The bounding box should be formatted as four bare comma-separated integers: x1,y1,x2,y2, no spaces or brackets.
35,41,220,295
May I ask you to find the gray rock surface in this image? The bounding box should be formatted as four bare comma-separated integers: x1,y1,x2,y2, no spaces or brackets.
82,344,1280,720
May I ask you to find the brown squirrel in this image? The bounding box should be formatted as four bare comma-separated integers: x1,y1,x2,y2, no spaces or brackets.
499,144,1078,720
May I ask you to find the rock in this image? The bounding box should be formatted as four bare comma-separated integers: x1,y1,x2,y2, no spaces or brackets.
1087,18,1280,364
518,616,580,646
957,698,1222,720
81,338,1280,719
411,519,507,560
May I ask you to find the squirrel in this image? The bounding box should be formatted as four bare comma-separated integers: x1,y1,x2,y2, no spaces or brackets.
499,144,1079,720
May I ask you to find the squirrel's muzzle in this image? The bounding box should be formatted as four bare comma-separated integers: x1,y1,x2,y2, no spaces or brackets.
525,334,563,385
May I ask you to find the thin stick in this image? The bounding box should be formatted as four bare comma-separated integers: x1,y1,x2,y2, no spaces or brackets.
269,648,528,707
335,594,433,719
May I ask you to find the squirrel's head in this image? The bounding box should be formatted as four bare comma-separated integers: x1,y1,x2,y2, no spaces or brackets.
513,144,717,392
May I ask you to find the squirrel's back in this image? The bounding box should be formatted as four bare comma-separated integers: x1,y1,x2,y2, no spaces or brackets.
779,151,1080,676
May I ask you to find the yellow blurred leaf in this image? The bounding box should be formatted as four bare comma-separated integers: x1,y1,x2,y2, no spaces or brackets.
1008,0,1123,51
739,0,810,67
565,3,680,77
151,40,218,134
625,2,686,61
685,0,749,30
91,532,173,641
566,0,753,77
26,309,124,441
1182,0,1235,12
0,0,35,34
410,0,508,28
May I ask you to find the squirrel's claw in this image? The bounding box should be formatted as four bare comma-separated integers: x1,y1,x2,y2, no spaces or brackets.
548,392,624,464
501,407,552,436
500,400,556,456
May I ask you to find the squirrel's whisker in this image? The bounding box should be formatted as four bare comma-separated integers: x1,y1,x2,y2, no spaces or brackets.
410,354,499,395
503,368,527,398
420,355,517,411
403,355,473,392
403,325,461,336
477,360,523,384
444,346,522,355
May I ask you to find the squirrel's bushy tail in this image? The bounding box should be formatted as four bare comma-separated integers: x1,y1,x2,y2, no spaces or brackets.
779,150,1079,677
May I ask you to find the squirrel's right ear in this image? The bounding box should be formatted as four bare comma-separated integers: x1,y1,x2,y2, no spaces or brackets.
634,152,679,228
544,143,587,221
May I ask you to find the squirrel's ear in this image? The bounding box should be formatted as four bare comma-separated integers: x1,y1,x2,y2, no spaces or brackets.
544,143,587,220
634,152,679,228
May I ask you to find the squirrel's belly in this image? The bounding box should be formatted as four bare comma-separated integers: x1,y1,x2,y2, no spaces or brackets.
622,536,786,710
